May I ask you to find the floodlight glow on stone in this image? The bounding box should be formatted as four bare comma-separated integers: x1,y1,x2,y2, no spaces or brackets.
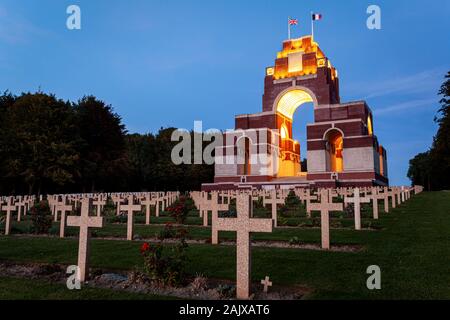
276,89,314,120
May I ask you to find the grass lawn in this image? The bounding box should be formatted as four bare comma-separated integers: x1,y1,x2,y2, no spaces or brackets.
0,276,172,300
0,191,449,299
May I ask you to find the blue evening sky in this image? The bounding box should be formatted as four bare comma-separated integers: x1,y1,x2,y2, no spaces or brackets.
0,0,449,185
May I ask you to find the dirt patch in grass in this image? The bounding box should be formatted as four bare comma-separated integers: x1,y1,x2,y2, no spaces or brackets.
0,261,311,300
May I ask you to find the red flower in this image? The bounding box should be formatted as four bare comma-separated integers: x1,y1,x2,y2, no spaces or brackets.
140,242,150,253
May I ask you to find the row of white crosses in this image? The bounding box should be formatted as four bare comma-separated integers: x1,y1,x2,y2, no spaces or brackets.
61,191,270,292
0,195,36,235
1,186,421,299
202,185,420,257
194,185,417,234
0,191,178,239
49,191,178,217
192,189,288,228
47,192,173,282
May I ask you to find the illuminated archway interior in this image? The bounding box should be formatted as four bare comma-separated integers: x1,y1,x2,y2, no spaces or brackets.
276,89,315,177
327,130,344,173
276,89,314,120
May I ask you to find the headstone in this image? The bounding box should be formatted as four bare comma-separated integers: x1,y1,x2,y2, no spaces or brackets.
141,195,155,225
390,188,397,209
93,198,106,217
112,197,124,216
2,198,16,236
309,189,343,249
260,276,272,293
369,187,383,220
208,193,229,244
382,187,390,213
121,196,142,241
344,187,370,230
16,198,25,222
154,195,162,217
56,202,73,238
66,198,103,282
304,189,318,218
263,190,284,227
215,193,273,299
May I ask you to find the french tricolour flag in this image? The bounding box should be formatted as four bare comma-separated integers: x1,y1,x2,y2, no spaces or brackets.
312,13,322,21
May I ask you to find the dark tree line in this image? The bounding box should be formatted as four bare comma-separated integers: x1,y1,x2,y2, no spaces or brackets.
408,71,450,190
0,91,213,195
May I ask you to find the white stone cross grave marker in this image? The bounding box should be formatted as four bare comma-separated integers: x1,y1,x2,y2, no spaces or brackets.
122,196,142,241
112,197,124,216
141,195,155,225
56,202,73,238
390,188,398,209
261,276,272,293
15,198,25,222
263,190,284,227
93,198,106,217
154,195,163,217
66,198,103,282
304,189,318,218
345,187,370,230
208,192,229,244
2,198,16,235
381,187,390,213
215,193,273,299
369,187,386,219
308,189,343,250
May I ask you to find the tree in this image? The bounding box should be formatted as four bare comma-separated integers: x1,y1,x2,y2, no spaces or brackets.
407,152,432,191
408,71,450,190
1,92,80,195
151,128,186,191
74,96,129,192
0,91,18,194
0,91,215,194
429,71,450,190
125,133,156,190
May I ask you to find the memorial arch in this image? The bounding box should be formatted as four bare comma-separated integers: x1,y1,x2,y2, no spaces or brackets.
204,35,389,190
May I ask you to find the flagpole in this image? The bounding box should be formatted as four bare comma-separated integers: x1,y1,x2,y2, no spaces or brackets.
288,17,291,40
311,11,314,40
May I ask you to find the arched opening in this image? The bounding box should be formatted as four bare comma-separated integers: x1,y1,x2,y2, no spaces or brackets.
274,88,316,178
275,89,315,120
325,129,344,173
237,137,251,176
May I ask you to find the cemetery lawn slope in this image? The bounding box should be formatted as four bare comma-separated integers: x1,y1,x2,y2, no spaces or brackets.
0,192,449,299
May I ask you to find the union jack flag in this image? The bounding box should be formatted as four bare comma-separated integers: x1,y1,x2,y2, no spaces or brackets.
288,18,298,25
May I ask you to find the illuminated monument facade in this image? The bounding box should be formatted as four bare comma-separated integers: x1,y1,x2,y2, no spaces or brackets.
203,35,388,190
